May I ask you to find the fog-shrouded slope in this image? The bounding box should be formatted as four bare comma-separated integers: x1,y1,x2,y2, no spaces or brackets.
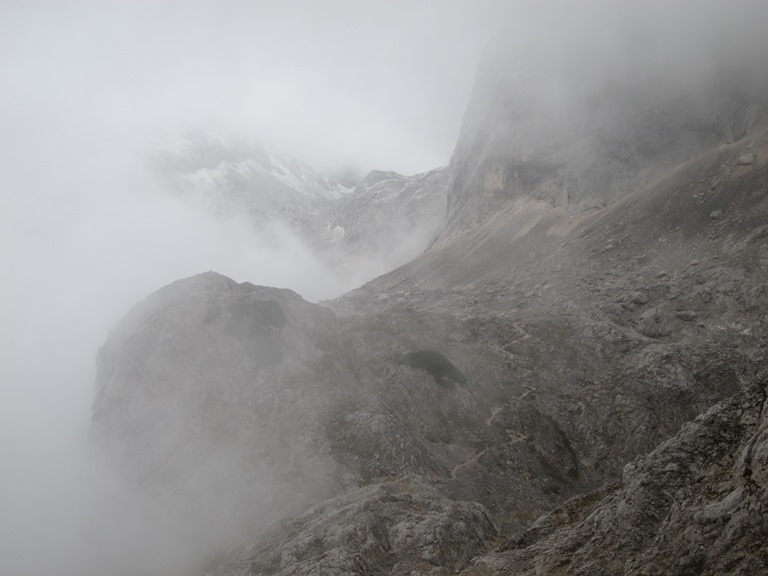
444,18,768,235
198,126,768,576
150,133,449,284
94,133,768,575
94,23,768,576
468,371,768,576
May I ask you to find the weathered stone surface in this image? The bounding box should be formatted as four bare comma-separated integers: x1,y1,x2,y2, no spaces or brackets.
206,480,498,576
92,273,351,542
676,310,697,322
637,307,663,338
467,372,768,576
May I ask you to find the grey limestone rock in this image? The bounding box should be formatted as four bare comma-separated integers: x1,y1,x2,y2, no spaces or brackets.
676,310,697,322
637,308,663,338
468,372,768,576
205,480,498,576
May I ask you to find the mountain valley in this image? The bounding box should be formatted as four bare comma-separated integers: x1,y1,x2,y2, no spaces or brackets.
92,20,768,576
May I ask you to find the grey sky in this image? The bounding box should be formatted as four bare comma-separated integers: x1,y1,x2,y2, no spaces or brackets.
2,2,767,573
1,0,512,176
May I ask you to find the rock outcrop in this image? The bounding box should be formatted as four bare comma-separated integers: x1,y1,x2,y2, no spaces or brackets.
207,479,499,576
92,273,349,543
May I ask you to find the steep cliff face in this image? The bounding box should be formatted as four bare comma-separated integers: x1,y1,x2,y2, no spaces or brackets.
445,17,768,234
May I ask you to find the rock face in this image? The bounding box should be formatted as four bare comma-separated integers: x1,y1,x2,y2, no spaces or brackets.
470,372,768,576
92,273,350,542
444,14,768,234
94,21,768,576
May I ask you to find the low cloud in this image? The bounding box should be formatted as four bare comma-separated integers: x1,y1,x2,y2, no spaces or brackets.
2,1,767,574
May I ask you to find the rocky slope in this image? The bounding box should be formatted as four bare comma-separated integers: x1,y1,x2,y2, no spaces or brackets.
444,17,768,234
94,21,768,576
94,129,768,573
467,371,768,576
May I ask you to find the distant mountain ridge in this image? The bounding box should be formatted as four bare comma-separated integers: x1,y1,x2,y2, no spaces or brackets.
154,133,350,202
150,133,449,283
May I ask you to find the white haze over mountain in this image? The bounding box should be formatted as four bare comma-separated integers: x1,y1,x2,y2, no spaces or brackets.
0,2,510,574
2,0,768,574
1,0,502,177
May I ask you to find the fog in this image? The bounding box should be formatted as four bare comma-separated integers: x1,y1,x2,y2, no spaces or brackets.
2,1,768,574
0,2,509,574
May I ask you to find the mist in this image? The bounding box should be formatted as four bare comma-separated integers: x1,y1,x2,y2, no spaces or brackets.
0,2,509,574
3,1,768,575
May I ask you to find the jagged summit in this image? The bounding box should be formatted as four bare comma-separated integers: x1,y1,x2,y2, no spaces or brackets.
152,132,350,203
150,133,450,285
